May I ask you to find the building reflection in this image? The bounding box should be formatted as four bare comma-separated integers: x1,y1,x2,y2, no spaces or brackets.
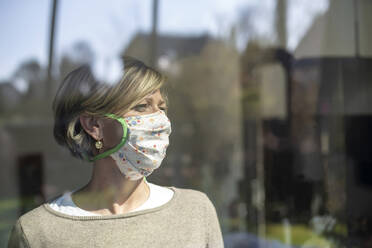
237,0,372,247
2,0,372,247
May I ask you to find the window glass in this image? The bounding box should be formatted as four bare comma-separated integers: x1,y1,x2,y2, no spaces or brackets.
1,0,372,247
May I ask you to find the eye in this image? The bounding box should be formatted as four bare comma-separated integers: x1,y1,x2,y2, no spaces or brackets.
159,104,168,111
132,104,149,112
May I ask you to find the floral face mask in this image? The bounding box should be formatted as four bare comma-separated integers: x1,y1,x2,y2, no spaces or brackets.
90,110,171,180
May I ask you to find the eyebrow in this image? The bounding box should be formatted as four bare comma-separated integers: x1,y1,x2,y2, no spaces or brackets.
144,97,166,105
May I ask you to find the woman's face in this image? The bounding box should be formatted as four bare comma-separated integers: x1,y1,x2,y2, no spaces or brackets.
123,89,167,117
98,89,167,150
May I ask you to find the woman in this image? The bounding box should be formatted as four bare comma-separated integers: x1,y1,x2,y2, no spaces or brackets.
8,57,224,248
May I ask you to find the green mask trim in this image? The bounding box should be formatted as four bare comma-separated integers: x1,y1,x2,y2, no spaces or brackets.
89,113,128,162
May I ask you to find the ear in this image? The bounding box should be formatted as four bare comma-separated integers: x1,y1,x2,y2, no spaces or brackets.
79,115,102,140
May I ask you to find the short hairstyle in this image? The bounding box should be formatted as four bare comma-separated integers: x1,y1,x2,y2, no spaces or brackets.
53,57,166,160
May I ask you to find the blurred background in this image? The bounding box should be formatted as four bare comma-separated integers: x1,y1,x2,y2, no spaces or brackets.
1,0,372,247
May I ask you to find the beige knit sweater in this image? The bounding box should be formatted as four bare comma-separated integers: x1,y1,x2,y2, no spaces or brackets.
8,187,224,248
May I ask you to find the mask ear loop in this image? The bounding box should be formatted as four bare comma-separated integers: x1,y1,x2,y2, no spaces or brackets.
89,114,128,162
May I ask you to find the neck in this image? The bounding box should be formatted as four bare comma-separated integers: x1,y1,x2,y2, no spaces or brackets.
72,157,150,215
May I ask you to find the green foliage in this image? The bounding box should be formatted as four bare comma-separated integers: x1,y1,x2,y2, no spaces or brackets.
266,223,336,247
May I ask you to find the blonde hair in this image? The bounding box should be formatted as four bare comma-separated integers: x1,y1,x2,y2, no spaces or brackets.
53,57,166,159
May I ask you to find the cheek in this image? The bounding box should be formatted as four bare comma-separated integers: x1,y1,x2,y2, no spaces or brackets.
123,110,139,118
102,120,123,149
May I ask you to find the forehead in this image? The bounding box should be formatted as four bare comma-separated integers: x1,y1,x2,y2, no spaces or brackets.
143,89,164,101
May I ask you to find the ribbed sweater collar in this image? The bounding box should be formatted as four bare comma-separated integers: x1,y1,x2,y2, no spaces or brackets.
42,186,178,221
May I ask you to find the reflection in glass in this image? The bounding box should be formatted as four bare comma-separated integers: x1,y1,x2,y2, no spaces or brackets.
3,0,372,247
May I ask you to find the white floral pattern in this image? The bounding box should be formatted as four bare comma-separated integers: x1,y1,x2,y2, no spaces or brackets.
110,110,171,180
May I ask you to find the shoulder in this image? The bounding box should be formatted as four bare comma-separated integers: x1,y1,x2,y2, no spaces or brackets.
8,205,51,248
16,194,66,232
17,204,52,228
173,187,208,200
171,187,216,210
171,187,223,247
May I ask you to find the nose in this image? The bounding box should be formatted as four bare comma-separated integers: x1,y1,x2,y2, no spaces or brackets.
151,104,161,112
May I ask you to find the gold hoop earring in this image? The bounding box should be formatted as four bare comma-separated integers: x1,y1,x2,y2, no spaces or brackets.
95,140,103,150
